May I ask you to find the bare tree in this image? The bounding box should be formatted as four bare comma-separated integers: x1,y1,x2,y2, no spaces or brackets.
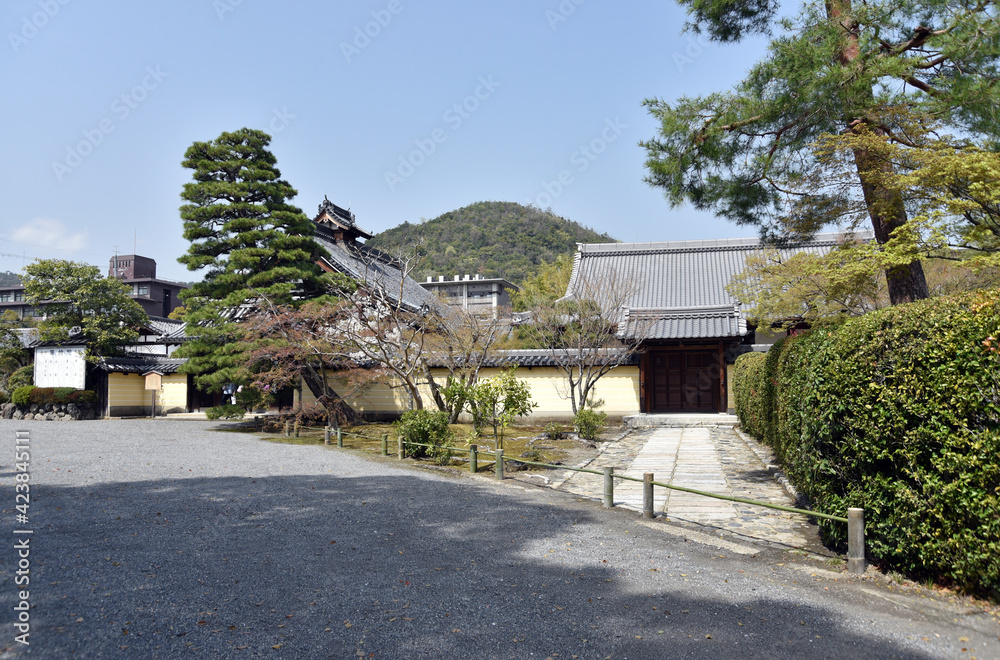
422,307,509,423
519,268,650,414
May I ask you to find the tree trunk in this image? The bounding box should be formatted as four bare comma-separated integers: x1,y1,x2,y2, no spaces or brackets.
830,0,930,305
300,369,364,426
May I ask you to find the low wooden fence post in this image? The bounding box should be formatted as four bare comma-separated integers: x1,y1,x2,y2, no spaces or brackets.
283,421,290,437
397,437,405,460
336,428,343,448
643,473,654,519
848,508,866,574
381,434,388,456
294,422,300,438
324,427,330,445
603,467,614,508
470,444,478,473
495,449,504,481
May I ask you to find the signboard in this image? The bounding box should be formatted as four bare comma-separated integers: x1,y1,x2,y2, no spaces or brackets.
34,347,86,389
144,372,162,390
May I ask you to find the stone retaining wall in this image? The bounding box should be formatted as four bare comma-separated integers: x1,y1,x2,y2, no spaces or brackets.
1,402,99,421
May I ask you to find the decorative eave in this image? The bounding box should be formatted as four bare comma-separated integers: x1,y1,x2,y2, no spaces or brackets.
314,196,372,241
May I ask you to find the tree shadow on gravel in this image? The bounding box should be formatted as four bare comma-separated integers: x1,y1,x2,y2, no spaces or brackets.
2,472,952,659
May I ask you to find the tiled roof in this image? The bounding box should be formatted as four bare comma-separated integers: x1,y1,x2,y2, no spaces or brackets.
619,306,745,340
314,235,439,313
425,348,638,369
95,356,187,374
567,232,866,340
144,317,188,340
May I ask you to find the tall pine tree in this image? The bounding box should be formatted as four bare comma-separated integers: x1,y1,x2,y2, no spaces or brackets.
642,0,1000,305
176,128,327,391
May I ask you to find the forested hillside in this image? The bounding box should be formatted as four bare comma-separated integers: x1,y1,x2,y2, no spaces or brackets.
0,271,21,287
365,201,616,284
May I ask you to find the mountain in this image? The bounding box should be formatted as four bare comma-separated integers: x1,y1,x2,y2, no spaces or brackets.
0,271,21,287
364,201,616,285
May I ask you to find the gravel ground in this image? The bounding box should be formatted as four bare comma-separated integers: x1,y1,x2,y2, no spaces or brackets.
1,420,998,659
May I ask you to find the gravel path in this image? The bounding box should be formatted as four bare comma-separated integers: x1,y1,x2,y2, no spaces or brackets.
1,420,997,659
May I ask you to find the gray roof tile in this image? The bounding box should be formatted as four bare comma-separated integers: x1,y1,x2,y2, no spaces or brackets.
569,232,865,339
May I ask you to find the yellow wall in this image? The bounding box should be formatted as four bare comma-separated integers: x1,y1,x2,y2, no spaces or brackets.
160,374,188,413
295,366,642,421
107,372,188,416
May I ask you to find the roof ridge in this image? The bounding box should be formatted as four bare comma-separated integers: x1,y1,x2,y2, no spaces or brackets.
578,231,870,255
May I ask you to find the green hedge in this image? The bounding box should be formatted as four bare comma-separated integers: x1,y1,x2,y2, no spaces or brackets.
9,386,97,406
732,352,767,438
733,290,1000,594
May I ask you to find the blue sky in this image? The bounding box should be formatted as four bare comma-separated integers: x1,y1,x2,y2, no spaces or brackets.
1,0,770,283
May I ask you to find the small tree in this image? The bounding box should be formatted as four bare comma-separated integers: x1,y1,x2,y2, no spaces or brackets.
236,290,368,426
519,268,649,414
423,307,508,423
463,368,537,450
22,259,148,359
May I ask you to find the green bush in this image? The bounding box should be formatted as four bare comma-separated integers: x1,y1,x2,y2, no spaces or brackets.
11,386,33,406
8,385,96,408
396,409,454,465
0,391,7,405
543,422,564,440
732,352,767,438
8,365,33,390
67,390,97,405
574,407,607,442
760,290,1000,595
206,404,246,420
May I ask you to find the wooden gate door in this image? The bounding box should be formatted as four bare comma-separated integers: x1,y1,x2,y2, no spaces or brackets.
650,350,719,412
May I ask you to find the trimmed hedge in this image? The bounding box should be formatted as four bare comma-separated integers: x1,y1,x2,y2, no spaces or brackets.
732,352,767,438
9,386,97,407
732,290,1000,594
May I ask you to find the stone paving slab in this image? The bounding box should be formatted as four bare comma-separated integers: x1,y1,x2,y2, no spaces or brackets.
533,424,824,553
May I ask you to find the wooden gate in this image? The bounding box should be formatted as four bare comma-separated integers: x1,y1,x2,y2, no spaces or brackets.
647,348,720,413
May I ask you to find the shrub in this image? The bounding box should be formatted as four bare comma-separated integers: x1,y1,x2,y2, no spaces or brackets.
396,409,454,465
574,407,607,442
7,385,96,408
0,391,7,405
8,365,32,390
732,352,767,439
67,390,97,405
206,404,246,420
543,422,564,440
11,386,34,406
761,290,1000,595
465,368,537,450
53,387,75,403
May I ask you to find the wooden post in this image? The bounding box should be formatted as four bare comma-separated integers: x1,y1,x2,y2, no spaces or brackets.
603,467,614,508
284,421,290,437
398,437,405,460
294,422,300,438
324,427,330,445
381,434,388,456
337,428,343,447
643,472,654,519
848,508,866,574
495,449,504,481
470,444,478,474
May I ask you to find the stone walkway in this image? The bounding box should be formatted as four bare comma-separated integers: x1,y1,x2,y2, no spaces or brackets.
524,425,823,552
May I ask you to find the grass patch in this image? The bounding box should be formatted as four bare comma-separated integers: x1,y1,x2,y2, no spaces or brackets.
255,421,611,472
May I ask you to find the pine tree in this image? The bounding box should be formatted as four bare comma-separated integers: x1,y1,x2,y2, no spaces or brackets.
642,0,1000,305
176,128,327,391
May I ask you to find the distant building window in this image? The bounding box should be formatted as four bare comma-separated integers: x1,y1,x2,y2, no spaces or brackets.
0,293,9,302
137,284,149,296
13,292,23,302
